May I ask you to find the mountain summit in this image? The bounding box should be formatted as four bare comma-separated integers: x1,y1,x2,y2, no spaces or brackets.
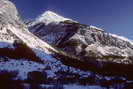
29,10,71,26
39,11,70,23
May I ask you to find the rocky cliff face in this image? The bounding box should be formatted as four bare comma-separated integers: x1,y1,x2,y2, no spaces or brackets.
56,21,133,64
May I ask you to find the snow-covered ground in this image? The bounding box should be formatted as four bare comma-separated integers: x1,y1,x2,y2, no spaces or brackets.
0,59,45,80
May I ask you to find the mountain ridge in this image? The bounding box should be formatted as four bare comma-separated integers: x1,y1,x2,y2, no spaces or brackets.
28,10,133,77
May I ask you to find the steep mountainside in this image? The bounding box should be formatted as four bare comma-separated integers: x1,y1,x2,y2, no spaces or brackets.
28,11,133,78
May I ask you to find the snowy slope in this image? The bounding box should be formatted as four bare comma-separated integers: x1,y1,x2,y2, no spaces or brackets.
0,0,91,82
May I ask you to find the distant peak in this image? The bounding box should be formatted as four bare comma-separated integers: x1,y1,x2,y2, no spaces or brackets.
41,10,65,19
34,10,71,25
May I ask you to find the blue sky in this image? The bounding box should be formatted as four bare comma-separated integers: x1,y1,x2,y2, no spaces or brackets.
11,0,133,40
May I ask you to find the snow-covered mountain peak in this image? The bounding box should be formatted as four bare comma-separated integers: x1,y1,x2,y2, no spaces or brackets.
42,10,60,17
39,10,70,23
28,10,71,26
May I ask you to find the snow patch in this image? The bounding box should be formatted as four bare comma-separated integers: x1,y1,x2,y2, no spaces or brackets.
90,25,104,31
64,84,103,89
97,46,106,55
